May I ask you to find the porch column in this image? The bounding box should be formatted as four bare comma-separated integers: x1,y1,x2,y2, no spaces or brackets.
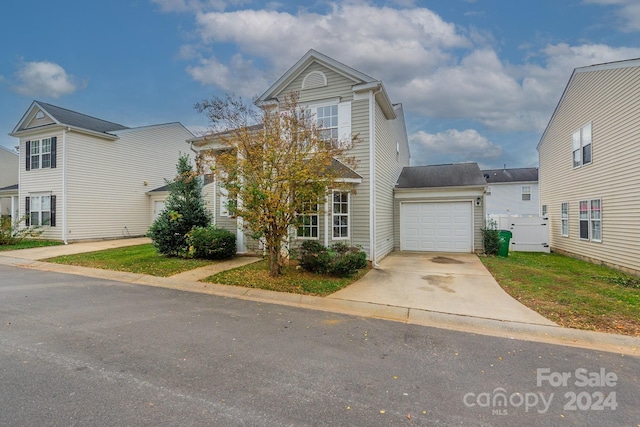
10,195,17,227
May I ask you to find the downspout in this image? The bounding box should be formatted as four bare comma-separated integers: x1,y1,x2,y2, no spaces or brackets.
369,87,381,268
62,127,69,244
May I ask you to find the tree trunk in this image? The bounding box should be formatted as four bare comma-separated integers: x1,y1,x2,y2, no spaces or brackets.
268,241,281,277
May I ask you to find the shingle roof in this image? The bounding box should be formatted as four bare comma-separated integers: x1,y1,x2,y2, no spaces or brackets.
148,174,215,193
37,101,129,133
396,163,485,188
0,184,18,192
481,167,538,183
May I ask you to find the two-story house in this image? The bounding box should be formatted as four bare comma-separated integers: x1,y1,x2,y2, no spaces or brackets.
538,58,640,275
482,167,540,226
190,49,411,263
10,101,194,243
190,50,487,262
0,145,19,221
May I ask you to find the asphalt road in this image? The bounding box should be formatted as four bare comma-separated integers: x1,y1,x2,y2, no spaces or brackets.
1,265,638,426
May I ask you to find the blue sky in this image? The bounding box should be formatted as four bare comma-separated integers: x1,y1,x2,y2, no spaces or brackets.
2,0,639,168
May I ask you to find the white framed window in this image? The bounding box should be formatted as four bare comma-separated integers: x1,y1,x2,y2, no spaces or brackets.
315,105,338,142
332,191,349,239
296,201,319,239
27,194,52,226
579,200,589,240
522,185,531,201
590,199,602,242
572,123,592,168
542,204,547,216
31,138,52,169
561,202,569,237
27,137,55,170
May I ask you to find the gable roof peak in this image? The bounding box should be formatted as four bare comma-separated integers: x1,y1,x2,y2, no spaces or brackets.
257,49,378,104
11,100,129,137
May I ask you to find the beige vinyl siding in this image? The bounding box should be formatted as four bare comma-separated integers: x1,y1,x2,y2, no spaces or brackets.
0,148,18,216
276,62,373,257
284,62,356,103
539,64,640,274
374,103,409,260
64,123,192,241
346,98,371,256
17,131,64,240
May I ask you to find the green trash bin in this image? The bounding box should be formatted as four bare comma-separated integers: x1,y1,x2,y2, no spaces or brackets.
498,230,512,257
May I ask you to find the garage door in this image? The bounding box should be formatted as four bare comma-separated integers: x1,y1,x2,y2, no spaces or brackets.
401,202,472,252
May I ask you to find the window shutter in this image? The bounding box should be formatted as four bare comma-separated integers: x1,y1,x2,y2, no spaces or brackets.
26,140,31,171
50,137,57,168
25,197,30,226
50,195,56,227
338,102,351,145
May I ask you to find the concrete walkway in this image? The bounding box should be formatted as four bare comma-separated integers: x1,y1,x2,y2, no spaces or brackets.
3,237,152,260
1,240,638,355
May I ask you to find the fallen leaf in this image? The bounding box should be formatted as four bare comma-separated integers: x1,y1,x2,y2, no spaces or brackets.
379,410,385,414
407,413,411,420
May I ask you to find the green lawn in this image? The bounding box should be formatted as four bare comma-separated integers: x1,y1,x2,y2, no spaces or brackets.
46,244,215,277
0,240,63,251
480,252,640,337
203,259,370,296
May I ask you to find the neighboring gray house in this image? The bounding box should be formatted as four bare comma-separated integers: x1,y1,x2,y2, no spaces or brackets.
10,101,194,242
0,145,19,220
482,167,540,218
538,58,640,275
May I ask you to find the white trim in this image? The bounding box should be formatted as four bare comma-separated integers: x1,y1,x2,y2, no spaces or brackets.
399,200,474,252
561,202,569,237
368,89,377,263
62,128,68,244
302,70,328,89
332,190,350,240
324,197,329,247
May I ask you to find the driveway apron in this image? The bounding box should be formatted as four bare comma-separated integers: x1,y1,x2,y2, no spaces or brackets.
329,252,556,326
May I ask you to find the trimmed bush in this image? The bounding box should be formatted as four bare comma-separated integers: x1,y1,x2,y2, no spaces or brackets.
298,240,367,277
186,226,236,260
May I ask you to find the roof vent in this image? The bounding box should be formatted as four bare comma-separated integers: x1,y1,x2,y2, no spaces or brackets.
302,71,327,90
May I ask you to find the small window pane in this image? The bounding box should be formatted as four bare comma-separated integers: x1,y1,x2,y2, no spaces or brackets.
583,143,592,165
31,141,40,155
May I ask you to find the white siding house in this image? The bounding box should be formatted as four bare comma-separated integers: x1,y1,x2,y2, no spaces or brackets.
482,167,540,222
10,101,194,242
538,58,640,275
0,146,19,223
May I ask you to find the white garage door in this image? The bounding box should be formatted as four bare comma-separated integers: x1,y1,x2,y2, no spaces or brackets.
401,202,473,252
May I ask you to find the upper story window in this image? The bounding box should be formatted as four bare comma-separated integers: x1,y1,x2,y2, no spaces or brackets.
315,105,338,142
521,185,531,201
572,123,592,168
26,137,57,171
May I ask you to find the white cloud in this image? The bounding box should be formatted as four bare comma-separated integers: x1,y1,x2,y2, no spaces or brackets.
191,4,469,85
186,53,268,96
14,61,80,98
410,129,503,165
397,43,640,132
584,0,640,32
164,2,640,145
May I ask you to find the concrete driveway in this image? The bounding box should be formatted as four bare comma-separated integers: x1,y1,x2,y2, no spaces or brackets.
329,252,556,326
